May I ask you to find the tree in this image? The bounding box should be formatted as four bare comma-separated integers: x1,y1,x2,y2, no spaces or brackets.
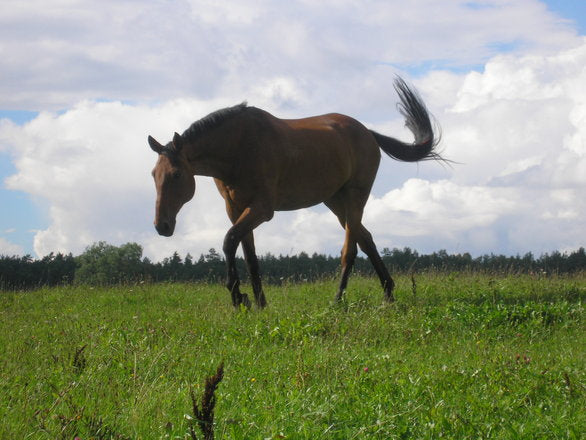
162,252,183,281
205,248,222,262
74,241,144,285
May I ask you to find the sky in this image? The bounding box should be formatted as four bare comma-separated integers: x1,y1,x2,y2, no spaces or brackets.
0,0,585,261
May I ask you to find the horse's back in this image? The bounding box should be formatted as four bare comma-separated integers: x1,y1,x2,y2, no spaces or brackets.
245,109,381,210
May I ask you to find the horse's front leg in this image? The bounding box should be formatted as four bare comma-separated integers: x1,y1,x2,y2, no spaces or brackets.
223,229,250,308
222,205,273,309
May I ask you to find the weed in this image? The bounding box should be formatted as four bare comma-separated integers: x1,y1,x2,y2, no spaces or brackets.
189,362,224,440
71,344,87,374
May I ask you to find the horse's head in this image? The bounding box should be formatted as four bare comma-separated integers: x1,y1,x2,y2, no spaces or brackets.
148,132,195,236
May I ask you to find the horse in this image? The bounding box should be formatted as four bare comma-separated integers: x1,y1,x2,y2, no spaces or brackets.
148,77,441,308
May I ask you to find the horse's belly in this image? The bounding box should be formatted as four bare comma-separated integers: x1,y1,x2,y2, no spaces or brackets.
274,173,347,211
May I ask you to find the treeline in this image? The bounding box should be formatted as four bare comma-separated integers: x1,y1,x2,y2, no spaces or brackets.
1,241,585,290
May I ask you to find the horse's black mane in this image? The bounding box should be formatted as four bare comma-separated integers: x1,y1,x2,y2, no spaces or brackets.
182,102,248,142
159,102,248,161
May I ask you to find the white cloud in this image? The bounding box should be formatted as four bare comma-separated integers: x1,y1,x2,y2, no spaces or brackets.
361,179,585,256
1,98,239,258
360,38,586,255
362,179,518,253
0,237,24,256
0,0,581,111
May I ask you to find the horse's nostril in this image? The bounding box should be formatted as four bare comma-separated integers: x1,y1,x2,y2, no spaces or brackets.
155,221,172,236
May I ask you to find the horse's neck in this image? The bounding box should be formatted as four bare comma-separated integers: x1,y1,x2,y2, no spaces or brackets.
185,135,235,181
190,158,230,179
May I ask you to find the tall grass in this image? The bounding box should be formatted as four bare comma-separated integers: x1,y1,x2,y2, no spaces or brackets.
1,273,584,439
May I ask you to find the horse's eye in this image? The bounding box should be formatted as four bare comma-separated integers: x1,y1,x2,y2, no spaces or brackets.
172,171,181,179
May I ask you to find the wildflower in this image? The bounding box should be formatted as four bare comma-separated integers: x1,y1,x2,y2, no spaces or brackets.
363,367,369,372
251,377,256,382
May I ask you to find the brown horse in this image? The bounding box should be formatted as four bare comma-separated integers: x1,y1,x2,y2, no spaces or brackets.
149,77,441,308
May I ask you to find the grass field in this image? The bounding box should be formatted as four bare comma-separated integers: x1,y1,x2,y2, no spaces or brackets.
1,273,584,439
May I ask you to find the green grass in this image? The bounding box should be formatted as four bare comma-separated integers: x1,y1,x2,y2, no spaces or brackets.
1,273,584,439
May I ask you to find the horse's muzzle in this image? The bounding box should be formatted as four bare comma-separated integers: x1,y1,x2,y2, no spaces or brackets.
155,220,175,237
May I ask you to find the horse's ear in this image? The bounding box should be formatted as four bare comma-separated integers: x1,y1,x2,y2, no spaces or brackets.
148,135,164,154
172,132,183,152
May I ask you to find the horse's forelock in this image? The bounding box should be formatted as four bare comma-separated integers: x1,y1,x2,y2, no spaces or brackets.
160,143,180,165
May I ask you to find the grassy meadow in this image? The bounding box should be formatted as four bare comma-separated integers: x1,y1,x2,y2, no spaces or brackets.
1,273,584,439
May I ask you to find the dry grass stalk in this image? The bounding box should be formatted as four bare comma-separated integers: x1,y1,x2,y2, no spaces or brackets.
189,362,224,440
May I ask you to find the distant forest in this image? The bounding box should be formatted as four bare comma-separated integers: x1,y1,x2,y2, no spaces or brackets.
1,241,585,290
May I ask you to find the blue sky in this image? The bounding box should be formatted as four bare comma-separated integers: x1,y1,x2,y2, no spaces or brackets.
546,0,586,34
1,0,585,260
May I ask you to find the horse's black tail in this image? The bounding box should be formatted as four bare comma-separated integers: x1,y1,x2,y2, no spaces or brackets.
370,77,441,162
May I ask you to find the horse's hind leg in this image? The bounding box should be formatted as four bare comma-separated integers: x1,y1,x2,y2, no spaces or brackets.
325,195,358,301
241,232,267,308
344,189,395,302
353,223,395,301
337,228,358,301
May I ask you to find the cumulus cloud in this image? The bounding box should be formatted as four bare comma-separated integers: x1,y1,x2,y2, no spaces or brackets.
2,98,234,258
372,39,586,255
